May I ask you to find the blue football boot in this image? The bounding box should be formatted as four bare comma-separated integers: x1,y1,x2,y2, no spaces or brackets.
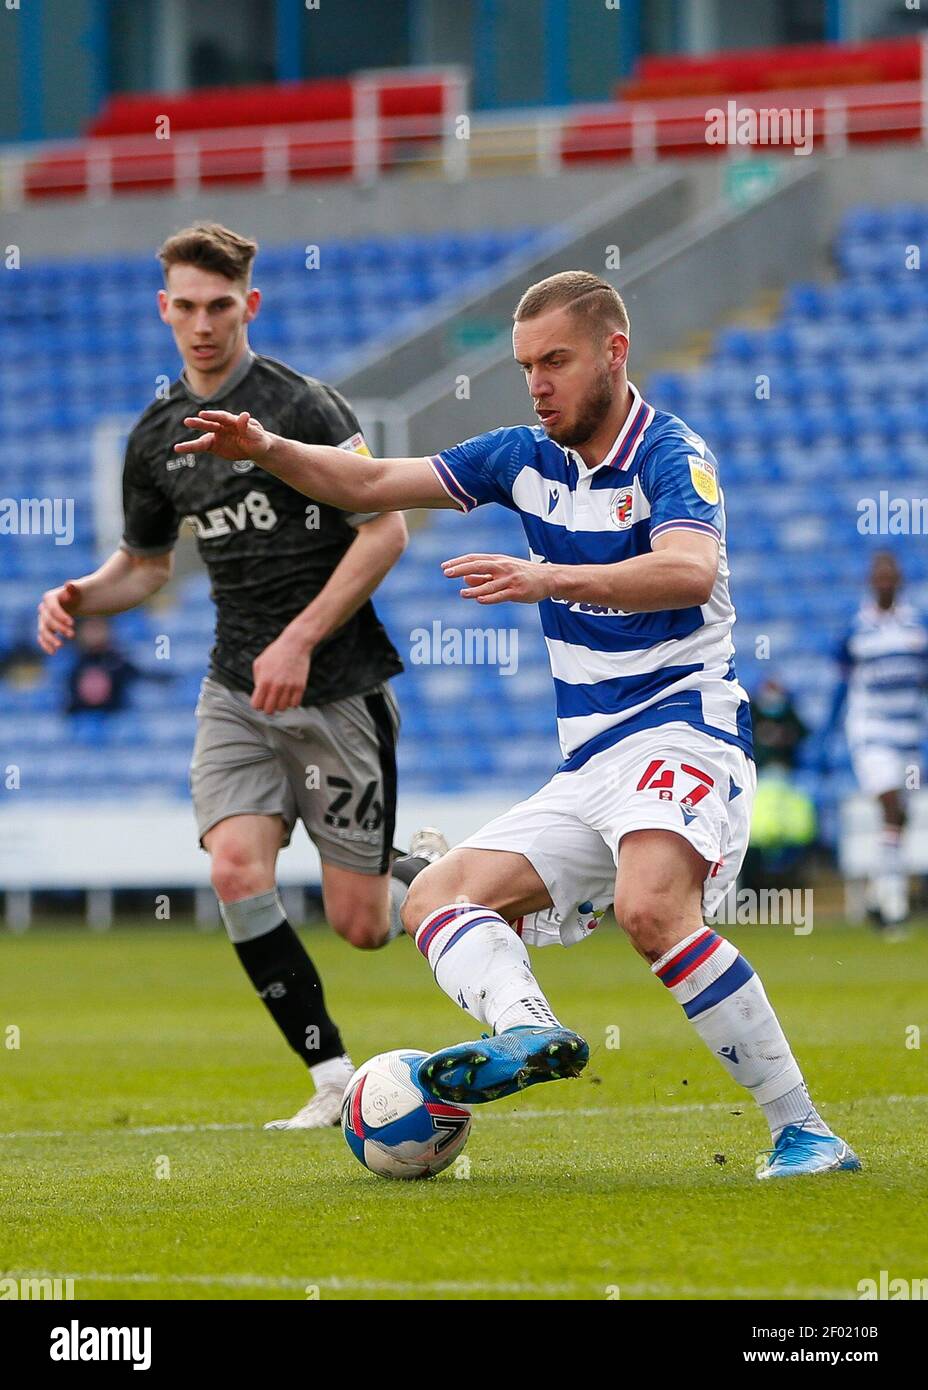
756,1124,862,1180
417,1025,589,1104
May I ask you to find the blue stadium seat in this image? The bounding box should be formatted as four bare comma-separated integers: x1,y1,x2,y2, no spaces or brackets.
3,209,926,800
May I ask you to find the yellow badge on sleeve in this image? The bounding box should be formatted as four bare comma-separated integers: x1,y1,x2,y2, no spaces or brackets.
688,455,719,504
337,431,371,457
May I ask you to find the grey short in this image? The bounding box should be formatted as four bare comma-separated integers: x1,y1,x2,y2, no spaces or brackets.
190,675,399,874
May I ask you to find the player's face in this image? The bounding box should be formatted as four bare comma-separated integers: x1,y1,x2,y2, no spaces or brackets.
870,554,900,607
158,265,260,379
513,306,626,449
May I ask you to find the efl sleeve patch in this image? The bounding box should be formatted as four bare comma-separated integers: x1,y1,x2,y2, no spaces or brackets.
337,431,372,457
335,433,375,521
642,437,723,545
688,456,719,504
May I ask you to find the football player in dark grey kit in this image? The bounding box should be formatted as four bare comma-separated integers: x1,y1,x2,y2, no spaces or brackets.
37,223,444,1128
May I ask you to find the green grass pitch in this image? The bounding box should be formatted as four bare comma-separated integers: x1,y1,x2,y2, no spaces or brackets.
1,918,926,1301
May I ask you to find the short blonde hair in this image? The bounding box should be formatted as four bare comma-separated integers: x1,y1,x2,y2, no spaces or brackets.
514,270,629,339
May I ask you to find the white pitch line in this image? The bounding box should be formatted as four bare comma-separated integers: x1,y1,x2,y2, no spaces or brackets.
131,1121,254,1136
7,1269,586,1297
490,1092,928,1120
0,1129,67,1140
7,1269,856,1299
0,1093,923,1142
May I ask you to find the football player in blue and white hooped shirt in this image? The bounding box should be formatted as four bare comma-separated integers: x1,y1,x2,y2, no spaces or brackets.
179,271,859,1179
824,552,928,930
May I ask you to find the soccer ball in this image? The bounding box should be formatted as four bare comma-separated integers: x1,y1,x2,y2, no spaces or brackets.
341,1050,471,1179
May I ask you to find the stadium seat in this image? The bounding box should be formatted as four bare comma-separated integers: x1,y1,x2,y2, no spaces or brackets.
4,207,928,802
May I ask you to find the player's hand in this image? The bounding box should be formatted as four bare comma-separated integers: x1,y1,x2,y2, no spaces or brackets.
251,631,312,714
178,410,272,462
442,553,555,605
37,581,81,654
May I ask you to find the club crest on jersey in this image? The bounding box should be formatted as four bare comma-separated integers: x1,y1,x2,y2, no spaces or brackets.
609,489,635,529
688,456,718,504
231,458,256,474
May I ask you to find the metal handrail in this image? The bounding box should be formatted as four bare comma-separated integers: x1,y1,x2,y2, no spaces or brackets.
2,73,926,205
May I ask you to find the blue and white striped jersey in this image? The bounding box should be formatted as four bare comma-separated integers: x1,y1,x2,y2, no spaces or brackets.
840,601,928,752
428,382,752,771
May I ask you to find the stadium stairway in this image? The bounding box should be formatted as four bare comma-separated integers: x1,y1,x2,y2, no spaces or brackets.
646,201,928,810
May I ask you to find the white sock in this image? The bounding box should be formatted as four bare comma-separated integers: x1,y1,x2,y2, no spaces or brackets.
386,877,407,942
652,926,831,1139
310,1053,354,1091
875,826,908,924
763,1083,832,1138
415,903,560,1033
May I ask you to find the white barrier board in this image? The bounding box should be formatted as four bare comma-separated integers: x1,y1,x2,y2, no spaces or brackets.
0,794,519,890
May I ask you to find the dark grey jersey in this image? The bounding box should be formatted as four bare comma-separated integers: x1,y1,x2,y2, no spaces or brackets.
121,353,403,706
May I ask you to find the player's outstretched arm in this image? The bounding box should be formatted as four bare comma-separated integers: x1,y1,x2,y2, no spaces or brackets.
178,409,455,512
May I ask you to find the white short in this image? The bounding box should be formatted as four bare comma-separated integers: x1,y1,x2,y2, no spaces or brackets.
461,722,756,947
849,743,920,799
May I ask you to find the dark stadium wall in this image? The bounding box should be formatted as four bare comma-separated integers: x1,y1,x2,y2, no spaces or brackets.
41,0,100,140
0,5,20,142
0,0,102,142
2,0,924,144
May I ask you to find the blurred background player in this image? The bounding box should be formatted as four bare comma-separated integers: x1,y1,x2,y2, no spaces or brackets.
741,677,816,892
821,551,928,935
750,677,808,774
36,221,443,1130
